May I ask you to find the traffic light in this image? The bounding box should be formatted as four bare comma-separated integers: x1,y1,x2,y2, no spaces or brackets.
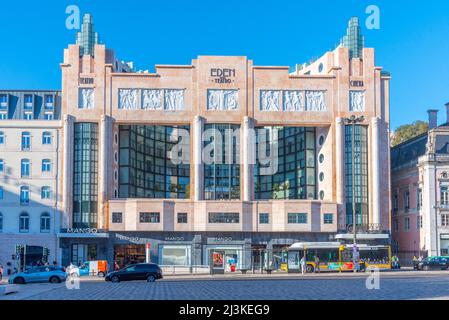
15,244,24,255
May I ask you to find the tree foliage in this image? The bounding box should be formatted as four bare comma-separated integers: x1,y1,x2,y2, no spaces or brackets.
391,121,429,147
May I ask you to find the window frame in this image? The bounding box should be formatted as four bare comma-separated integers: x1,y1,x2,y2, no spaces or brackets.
323,213,334,225
40,213,51,233
287,213,308,224
177,212,188,224
139,212,160,224
112,212,123,224
259,213,269,225
19,212,30,233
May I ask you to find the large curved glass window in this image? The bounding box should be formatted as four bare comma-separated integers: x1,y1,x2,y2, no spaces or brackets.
73,123,98,228
119,125,190,199
345,125,369,226
203,124,240,200
254,127,317,200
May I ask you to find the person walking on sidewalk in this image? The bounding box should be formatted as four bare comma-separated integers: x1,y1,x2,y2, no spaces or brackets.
300,255,307,275
0,264,4,281
314,256,320,273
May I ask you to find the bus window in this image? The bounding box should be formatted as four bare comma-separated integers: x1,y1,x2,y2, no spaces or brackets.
316,249,339,263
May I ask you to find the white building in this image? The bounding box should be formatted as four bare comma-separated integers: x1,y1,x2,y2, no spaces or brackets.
0,90,62,269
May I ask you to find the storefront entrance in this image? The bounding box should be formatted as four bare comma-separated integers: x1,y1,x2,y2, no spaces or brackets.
114,245,146,269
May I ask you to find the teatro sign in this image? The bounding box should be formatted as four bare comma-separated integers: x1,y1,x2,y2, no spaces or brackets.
210,68,236,84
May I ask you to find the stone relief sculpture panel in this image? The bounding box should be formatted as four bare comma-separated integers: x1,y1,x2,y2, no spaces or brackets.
207,90,239,111
79,88,94,109
349,91,365,112
119,89,139,110
283,91,305,112
306,91,326,112
142,89,163,110
164,89,185,111
260,90,281,111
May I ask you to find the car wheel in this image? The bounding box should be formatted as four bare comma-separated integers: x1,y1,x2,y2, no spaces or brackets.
98,272,105,278
147,275,156,283
111,276,120,283
306,265,314,273
49,276,61,284
13,277,25,285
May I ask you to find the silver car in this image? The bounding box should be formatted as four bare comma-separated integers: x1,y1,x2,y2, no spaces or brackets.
9,266,67,284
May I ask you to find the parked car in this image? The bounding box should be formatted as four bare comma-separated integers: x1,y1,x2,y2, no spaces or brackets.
9,266,67,284
105,263,163,283
67,261,108,277
417,256,449,271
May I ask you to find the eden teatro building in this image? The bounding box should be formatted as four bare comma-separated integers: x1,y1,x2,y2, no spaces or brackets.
56,15,392,270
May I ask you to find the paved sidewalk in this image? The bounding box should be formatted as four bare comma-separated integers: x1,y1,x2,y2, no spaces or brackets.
71,268,446,283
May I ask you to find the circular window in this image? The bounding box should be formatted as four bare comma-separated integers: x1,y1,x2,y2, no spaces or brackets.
320,191,325,200
320,172,325,182
318,63,324,73
319,135,325,146
319,154,324,164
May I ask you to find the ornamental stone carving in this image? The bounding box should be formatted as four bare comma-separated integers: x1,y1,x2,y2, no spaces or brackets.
260,90,281,111
79,88,94,109
306,91,326,112
165,89,185,111
207,90,239,111
283,91,305,112
119,89,138,110
142,89,162,110
350,91,365,112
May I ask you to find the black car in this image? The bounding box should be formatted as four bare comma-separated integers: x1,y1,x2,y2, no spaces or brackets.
105,263,163,283
418,256,449,271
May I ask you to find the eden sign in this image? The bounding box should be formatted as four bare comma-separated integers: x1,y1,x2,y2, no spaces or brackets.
210,68,236,84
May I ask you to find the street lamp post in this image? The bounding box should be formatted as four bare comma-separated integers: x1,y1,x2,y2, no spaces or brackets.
344,115,365,273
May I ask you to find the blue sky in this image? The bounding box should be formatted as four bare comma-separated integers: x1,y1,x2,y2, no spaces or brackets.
0,0,448,130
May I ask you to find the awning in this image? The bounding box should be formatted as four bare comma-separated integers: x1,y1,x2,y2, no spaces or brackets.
335,233,390,240
57,233,110,239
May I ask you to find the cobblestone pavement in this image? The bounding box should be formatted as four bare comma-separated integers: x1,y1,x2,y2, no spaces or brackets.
1,273,448,300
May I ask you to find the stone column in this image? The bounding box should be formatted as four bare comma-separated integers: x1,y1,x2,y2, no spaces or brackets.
243,117,255,202
372,117,381,226
62,115,74,228
99,115,111,229
335,118,345,225
194,116,204,201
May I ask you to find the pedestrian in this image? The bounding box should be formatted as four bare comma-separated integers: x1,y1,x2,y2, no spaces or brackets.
114,261,120,271
300,255,307,275
412,256,418,270
314,256,320,273
0,264,3,282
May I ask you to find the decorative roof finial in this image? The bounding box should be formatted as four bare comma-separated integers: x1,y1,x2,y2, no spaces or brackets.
76,14,100,57
340,17,365,59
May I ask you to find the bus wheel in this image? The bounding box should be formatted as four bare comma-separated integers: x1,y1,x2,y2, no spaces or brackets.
306,265,314,273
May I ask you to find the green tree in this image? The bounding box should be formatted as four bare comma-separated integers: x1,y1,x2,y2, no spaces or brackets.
391,121,428,147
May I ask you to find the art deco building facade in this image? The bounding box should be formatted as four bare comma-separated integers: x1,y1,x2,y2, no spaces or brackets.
55,16,391,268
